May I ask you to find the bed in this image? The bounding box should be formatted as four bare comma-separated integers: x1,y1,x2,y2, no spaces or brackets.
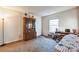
55,34,79,52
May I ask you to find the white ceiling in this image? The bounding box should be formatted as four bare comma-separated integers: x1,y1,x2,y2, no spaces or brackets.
1,6,76,16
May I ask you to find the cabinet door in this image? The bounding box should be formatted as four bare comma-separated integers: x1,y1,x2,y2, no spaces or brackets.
26,18,31,31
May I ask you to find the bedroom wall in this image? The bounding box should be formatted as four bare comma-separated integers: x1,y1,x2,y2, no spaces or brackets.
77,7,79,33
0,7,23,44
35,16,42,36
0,19,3,45
0,7,42,45
4,15,23,43
42,8,78,36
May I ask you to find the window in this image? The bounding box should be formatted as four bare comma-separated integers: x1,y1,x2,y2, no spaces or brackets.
49,19,59,33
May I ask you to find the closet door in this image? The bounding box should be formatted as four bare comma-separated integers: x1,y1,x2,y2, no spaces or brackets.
0,19,3,45
0,31,3,45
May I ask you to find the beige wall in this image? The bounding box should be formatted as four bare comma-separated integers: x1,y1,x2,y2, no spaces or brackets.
0,7,23,45
0,7,42,45
42,8,79,36
4,16,23,43
0,19,3,45
35,16,42,36
77,7,79,32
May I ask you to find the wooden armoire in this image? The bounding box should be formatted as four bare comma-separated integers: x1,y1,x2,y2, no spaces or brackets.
23,13,36,41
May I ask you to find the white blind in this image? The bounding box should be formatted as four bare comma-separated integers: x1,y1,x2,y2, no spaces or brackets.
49,19,59,33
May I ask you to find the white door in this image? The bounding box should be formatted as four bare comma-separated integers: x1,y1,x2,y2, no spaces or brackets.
0,19,3,45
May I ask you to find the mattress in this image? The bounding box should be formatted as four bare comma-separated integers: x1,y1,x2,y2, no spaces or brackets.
55,34,79,52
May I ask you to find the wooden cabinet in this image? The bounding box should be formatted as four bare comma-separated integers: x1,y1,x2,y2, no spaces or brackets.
23,15,36,41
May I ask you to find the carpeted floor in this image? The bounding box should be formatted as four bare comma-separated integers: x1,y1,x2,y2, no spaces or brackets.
0,36,57,52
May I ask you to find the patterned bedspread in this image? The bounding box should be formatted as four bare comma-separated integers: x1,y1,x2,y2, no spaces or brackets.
55,34,79,52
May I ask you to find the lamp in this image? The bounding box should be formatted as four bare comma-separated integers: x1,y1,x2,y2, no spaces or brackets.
0,13,7,46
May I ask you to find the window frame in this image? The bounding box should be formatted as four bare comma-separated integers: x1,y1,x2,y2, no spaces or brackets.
48,19,59,33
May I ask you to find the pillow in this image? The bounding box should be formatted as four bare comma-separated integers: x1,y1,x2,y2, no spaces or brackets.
60,34,78,47
61,34,77,42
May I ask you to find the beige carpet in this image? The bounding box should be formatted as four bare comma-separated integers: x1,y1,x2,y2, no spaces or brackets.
0,36,57,52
